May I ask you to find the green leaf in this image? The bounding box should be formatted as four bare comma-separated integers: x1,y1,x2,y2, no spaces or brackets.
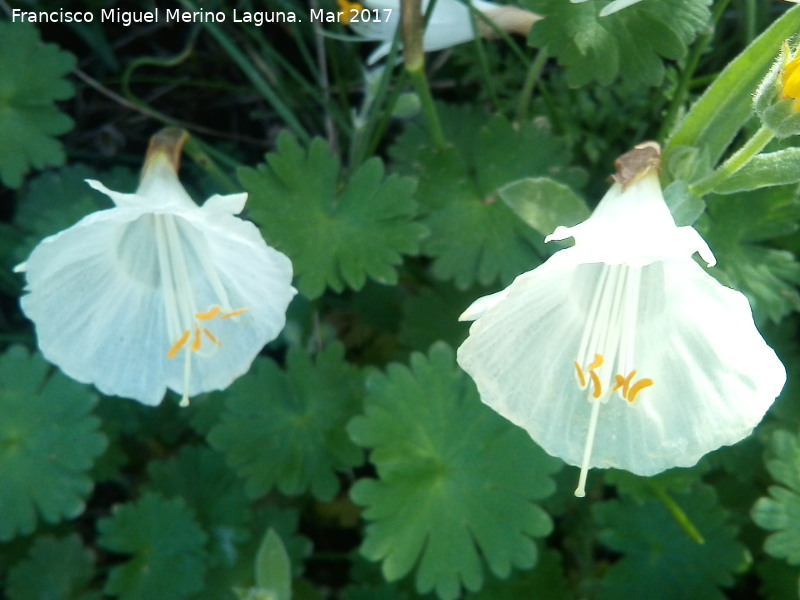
0,22,76,188
254,529,292,600
147,445,252,567
98,493,208,600
700,187,800,322
0,346,107,541
7,534,99,600
711,149,800,194
14,164,137,262
594,485,748,600
464,550,570,600
752,429,800,566
390,106,582,288
208,343,363,500
527,0,710,88
349,343,561,600
499,177,591,238
663,180,706,226
665,6,800,167
396,282,475,351
239,133,426,298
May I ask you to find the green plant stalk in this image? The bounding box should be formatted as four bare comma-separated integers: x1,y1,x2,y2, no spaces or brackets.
647,483,705,545
516,49,548,123
184,137,240,193
658,0,732,141
690,125,774,196
403,0,446,149
468,8,499,109
177,0,309,142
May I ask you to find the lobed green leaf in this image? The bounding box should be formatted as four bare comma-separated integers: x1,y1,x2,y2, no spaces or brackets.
98,493,208,600
239,133,426,298
349,343,561,600
0,22,76,188
208,343,363,500
0,346,107,541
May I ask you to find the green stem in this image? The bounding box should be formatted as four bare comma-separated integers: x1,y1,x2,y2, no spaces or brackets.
177,0,308,142
648,483,705,545
658,0,732,141
408,67,446,150
690,125,774,196
402,0,446,149
516,49,548,123
183,138,240,193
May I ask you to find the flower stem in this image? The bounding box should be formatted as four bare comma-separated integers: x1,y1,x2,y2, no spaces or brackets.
402,0,446,150
690,125,774,196
647,482,705,545
516,49,548,123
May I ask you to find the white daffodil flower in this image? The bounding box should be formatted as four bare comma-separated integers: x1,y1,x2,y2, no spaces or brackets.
16,129,296,407
457,143,785,497
342,0,540,64
571,0,646,17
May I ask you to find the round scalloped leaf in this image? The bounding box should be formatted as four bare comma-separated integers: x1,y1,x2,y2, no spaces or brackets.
0,346,107,541
14,164,137,262
0,21,76,188
146,445,252,567
389,105,583,289
208,343,363,500
98,493,208,600
527,0,711,88
7,534,99,600
752,429,800,565
594,485,747,600
348,343,561,600
239,133,426,299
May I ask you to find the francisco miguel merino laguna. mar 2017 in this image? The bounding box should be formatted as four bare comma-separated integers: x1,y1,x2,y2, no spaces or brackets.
10,6,394,25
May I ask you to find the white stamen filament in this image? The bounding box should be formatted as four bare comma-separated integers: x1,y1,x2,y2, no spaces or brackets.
574,264,641,497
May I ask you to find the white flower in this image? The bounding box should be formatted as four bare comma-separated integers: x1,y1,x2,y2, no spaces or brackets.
344,0,540,64
571,0,646,17
456,143,786,497
16,129,296,407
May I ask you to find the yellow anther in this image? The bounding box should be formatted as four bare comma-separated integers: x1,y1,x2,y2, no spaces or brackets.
574,361,587,388
575,354,605,398
168,330,191,359
192,325,203,352
628,378,654,402
589,370,603,399
613,370,637,397
196,306,222,321
338,0,364,24
220,308,249,320
204,328,221,346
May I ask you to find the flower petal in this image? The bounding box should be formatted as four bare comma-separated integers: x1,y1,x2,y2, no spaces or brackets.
203,193,248,215
457,257,784,476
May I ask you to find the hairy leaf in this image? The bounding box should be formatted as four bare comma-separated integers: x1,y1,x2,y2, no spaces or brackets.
349,343,561,600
